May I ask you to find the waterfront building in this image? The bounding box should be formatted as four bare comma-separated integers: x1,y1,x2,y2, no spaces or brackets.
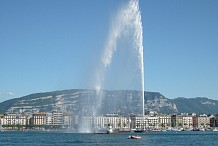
215,115,218,127
95,115,129,129
2,110,218,131
158,115,171,129
134,115,159,129
30,112,46,125
51,111,63,125
26,114,32,126
135,116,144,129
182,115,193,129
44,111,66,126
105,115,118,128
63,113,71,126
129,115,136,129
80,116,93,129
94,116,104,129
209,115,216,128
192,113,198,128
0,114,4,125
1,113,26,129
146,115,159,129
79,115,130,130
171,114,190,129
107,114,129,129
177,114,184,128
197,114,210,129
171,114,177,127
46,113,53,125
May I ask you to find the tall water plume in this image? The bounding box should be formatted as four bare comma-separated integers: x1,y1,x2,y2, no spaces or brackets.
78,0,144,132
94,0,144,117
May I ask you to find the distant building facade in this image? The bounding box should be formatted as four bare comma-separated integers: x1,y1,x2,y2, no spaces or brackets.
30,112,46,125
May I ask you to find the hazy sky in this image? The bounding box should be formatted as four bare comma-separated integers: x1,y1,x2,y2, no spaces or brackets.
0,0,217,102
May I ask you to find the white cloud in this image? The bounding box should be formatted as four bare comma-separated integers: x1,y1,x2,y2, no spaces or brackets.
8,92,15,96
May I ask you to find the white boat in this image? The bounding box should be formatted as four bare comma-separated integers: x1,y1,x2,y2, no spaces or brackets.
171,128,182,131
107,124,113,134
213,128,218,131
127,135,141,139
200,128,205,131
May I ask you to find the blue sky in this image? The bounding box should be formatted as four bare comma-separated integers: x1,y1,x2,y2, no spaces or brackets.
0,0,217,102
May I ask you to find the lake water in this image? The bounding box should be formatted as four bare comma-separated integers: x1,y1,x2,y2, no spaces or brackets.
0,131,218,146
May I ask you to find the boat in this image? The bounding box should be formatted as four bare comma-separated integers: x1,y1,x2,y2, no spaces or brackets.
171,128,182,132
200,128,206,131
107,124,113,134
127,135,141,139
94,129,107,134
150,129,162,132
213,128,218,131
134,128,147,133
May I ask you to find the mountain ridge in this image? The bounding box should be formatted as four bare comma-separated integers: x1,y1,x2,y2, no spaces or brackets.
0,89,217,114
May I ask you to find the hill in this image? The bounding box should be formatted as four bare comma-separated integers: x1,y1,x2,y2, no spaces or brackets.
0,89,217,114
171,97,218,114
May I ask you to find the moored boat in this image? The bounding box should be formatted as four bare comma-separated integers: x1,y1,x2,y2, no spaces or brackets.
127,135,141,139
107,124,113,134
213,128,218,131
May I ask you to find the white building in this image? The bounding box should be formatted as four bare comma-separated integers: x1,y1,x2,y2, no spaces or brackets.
63,113,71,126
52,111,63,125
80,115,130,130
146,115,159,129
158,115,171,129
1,113,26,129
198,114,210,128
182,115,193,129
46,113,53,125
135,115,159,129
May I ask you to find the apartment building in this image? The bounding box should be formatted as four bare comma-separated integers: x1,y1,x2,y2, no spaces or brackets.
182,115,193,129
52,111,63,125
1,113,26,129
198,114,210,128
158,115,171,129
30,112,46,125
